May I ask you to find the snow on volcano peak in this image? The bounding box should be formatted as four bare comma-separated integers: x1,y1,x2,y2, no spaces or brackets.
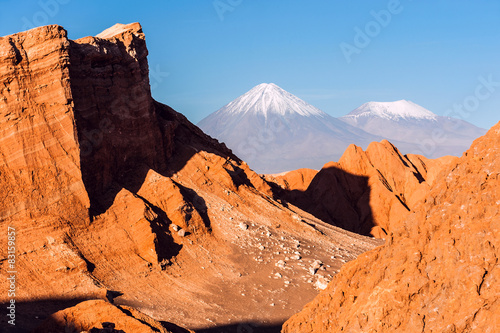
218,83,326,118
345,100,438,121
198,84,381,173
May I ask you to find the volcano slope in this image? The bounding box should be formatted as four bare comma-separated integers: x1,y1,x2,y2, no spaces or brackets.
283,121,500,332
0,24,381,332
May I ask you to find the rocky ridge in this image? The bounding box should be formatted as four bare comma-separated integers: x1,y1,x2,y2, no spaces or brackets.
0,24,381,332
34,300,192,333
282,121,500,332
267,140,457,237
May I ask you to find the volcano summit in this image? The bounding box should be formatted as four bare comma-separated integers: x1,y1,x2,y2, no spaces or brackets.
198,83,380,173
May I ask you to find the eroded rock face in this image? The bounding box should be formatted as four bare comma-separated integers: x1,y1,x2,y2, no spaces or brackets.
69,23,172,216
282,122,500,332
0,24,89,223
0,24,381,332
269,140,456,237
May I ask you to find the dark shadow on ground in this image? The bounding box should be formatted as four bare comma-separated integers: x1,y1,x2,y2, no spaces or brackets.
0,298,283,333
268,165,378,237
0,298,88,333
195,322,283,333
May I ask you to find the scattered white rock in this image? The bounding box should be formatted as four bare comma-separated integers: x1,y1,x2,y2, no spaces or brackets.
291,254,301,260
274,272,282,278
309,260,323,275
178,229,186,237
311,259,323,269
171,224,179,232
314,276,329,290
239,223,249,230
275,260,286,268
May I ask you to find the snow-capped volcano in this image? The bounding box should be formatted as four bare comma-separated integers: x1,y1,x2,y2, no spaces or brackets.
198,84,381,173
340,100,486,158
345,100,438,121
220,83,325,118
198,87,486,173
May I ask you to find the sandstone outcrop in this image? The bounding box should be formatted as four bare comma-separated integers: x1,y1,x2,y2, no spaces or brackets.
0,24,381,332
264,168,318,192
282,121,500,332
269,140,456,237
34,300,193,333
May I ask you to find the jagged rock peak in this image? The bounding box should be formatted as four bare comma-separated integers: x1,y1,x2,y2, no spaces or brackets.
283,120,500,332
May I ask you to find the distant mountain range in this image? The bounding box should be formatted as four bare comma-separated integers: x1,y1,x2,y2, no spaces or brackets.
198,83,381,173
340,100,487,158
198,84,486,173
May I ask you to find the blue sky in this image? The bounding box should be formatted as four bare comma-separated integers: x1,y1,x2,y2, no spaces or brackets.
1,0,499,129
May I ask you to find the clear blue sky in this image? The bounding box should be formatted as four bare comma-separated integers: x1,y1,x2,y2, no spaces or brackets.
1,0,499,129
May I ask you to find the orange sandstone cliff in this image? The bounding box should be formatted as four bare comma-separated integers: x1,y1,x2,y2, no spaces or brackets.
282,121,500,332
269,140,456,237
0,24,381,332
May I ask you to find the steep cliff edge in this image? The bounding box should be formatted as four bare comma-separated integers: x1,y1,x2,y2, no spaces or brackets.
0,24,381,332
282,121,500,332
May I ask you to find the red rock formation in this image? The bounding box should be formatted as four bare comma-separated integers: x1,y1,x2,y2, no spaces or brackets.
282,121,500,332
264,168,318,192
0,24,381,332
269,140,456,237
34,299,193,333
